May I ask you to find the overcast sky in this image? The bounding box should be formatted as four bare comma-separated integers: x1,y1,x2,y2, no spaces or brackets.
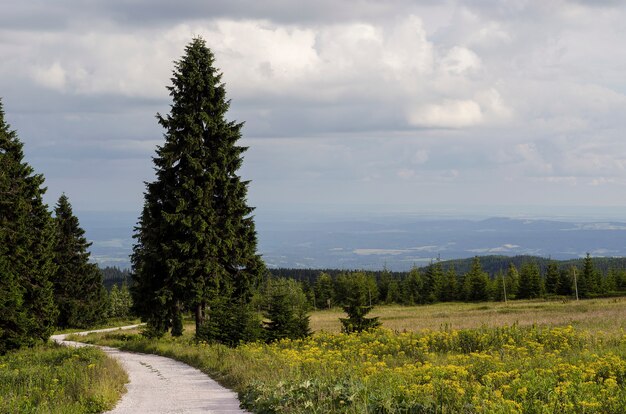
2,0,626,216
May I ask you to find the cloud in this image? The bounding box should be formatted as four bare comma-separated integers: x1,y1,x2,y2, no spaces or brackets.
408,99,483,128
3,0,626,214
32,62,67,91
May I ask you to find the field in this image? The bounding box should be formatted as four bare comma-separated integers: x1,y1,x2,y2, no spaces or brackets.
0,343,127,413
310,298,626,333
74,298,626,413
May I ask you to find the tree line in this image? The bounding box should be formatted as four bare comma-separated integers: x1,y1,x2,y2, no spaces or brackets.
0,100,127,354
293,254,626,309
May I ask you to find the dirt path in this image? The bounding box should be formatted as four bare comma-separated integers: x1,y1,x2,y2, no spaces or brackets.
52,326,250,414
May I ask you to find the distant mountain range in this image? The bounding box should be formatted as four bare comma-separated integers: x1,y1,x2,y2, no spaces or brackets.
80,211,626,271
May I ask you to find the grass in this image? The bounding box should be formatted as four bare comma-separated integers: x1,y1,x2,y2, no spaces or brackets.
311,297,626,333
71,297,626,413
0,343,128,413
54,317,141,335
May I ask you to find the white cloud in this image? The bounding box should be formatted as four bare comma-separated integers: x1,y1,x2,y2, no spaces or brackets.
32,62,67,91
408,99,483,128
441,46,482,75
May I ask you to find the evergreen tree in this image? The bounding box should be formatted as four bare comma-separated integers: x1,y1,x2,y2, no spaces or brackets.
131,38,264,341
439,267,458,302
557,268,573,296
578,253,596,298
492,270,507,302
0,254,28,354
463,257,490,301
424,259,444,303
544,262,560,295
314,272,335,309
517,262,543,299
52,194,107,328
339,272,381,333
506,263,520,298
263,278,311,342
0,98,57,347
402,266,424,305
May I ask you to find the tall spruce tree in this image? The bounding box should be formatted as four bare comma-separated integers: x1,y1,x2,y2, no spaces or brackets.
0,98,57,348
131,38,264,341
52,194,107,328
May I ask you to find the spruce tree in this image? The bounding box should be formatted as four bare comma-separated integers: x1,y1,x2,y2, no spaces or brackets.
339,272,381,333
544,262,560,295
463,257,490,301
52,194,107,328
578,253,596,298
402,266,424,305
0,98,57,347
314,273,335,309
263,278,311,342
131,38,264,341
0,252,28,355
517,262,543,299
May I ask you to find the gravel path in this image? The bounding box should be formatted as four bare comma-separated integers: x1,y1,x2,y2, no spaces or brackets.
52,326,250,414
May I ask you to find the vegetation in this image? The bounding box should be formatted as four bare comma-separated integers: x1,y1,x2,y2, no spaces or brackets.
52,194,108,328
274,255,626,313
100,266,131,290
0,343,127,413
338,272,381,333
131,37,264,342
74,299,626,413
262,278,311,342
0,98,58,354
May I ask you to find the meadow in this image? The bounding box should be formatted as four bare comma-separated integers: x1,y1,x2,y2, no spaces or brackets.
0,343,127,413
74,298,626,413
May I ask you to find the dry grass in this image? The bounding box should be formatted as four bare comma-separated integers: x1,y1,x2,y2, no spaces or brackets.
310,297,626,334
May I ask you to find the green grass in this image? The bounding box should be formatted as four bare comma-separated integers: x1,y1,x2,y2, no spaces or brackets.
71,298,626,413
0,343,128,413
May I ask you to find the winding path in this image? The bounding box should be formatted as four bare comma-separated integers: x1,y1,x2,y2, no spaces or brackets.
52,326,250,414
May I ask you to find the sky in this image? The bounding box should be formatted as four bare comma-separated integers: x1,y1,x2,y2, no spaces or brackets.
2,0,626,217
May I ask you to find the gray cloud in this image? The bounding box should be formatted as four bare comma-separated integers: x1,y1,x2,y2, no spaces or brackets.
2,0,626,214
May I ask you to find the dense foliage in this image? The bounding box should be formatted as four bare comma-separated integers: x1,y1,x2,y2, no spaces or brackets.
131,38,264,342
0,99,57,354
276,255,626,310
52,194,108,328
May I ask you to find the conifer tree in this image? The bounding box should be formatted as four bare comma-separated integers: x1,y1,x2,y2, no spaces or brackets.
463,257,490,301
544,262,560,295
0,253,28,354
578,253,596,298
339,272,381,333
52,194,107,328
263,278,311,342
506,263,520,298
557,268,573,296
439,267,458,302
517,262,543,299
402,266,424,305
314,273,335,309
131,38,264,341
0,98,57,347
424,259,444,303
